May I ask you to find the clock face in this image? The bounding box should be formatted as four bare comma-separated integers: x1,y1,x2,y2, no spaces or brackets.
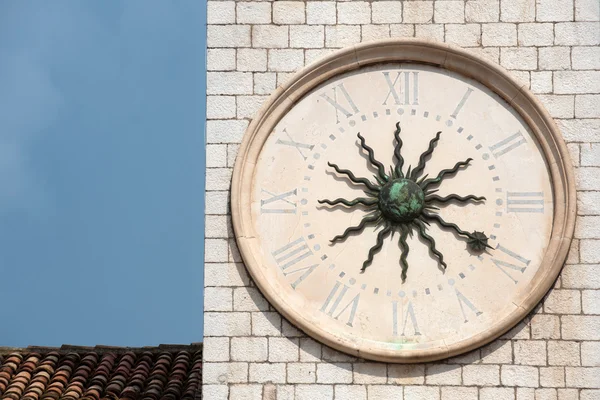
232,41,575,362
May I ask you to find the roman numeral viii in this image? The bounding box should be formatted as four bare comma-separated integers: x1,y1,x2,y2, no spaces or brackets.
382,71,419,106
261,188,297,214
272,237,318,289
320,281,361,327
491,244,531,284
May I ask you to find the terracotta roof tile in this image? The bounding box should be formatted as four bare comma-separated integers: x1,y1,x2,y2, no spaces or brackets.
0,345,202,400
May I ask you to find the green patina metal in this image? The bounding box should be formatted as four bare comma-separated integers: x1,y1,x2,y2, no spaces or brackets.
378,179,425,223
318,122,493,282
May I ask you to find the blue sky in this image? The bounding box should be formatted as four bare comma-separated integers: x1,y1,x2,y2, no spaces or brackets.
0,2,206,347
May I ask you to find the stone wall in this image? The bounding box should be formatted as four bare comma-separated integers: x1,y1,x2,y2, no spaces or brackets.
203,1,600,399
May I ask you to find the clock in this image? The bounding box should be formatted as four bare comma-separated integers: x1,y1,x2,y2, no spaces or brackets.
231,39,576,362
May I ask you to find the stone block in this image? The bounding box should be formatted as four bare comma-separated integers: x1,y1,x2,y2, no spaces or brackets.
249,363,286,383
480,387,516,400
537,0,574,21
531,314,561,339
388,364,425,384
583,290,600,314
296,385,333,400
203,337,230,362
251,311,282,336
483,23,517,46
269,337,300,362
434,1,465,23
307,2,336,25
207,1,235,24
404,1,434,23
207,72,253,95
445,24,481,46
368,385,404,399
463,364,500,386
268,49,304,72
231,337,268,362
335,385,367,400
518,23,554,46
316,362,353,383
566,367,600,388
208,25,251,48
354,363,387,384
207,49,236,71
466,0,499,22
576,95,600,118
290,25,325,49
253,25,289,48
203,362,248,384
372,2,403,23
501,0,535,21
426,364,462,385
404,386,440,400
287,363,316,383
540,367,566,387
325,25,361,48
337,2,370,24
544,289,581,313
501,365,539,387
562,316,600,340
236,2,271,24
555,22,600,45
539,47,571,71
273,1,306,25
572,47,600,69
582,342,600,366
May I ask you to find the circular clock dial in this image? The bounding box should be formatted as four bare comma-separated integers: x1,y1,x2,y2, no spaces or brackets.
232,41,575,362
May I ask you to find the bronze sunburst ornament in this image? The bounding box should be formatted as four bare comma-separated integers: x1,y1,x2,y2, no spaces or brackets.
319,122,493,282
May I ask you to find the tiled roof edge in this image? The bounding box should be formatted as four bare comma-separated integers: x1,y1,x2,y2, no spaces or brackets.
0,342,203,355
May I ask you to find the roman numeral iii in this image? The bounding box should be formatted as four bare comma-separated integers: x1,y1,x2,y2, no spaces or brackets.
507,192,544,213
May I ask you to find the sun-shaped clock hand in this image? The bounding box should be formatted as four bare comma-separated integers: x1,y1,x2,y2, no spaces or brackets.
318,122,493,282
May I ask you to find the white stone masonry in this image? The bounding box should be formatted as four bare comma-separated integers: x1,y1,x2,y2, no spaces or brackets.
205,1,600,399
